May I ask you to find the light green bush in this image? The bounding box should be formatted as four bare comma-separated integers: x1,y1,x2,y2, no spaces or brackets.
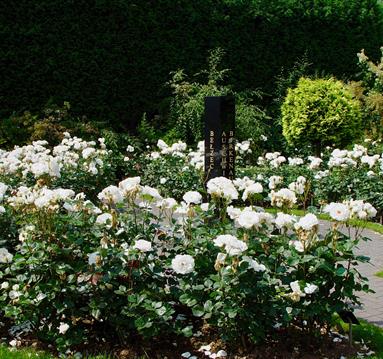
281,77,363,153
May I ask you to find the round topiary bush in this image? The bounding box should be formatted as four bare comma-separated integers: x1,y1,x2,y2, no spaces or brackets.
281,77,363,154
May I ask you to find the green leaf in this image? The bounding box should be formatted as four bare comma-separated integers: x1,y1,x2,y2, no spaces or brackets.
192,305,205,317
336,267,347,276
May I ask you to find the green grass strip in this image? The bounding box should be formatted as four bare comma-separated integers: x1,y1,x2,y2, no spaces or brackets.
0,345,115,359
0,345,53,359
336,318,383,358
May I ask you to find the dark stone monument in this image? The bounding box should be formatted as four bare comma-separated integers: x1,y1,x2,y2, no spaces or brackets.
204,96,235,183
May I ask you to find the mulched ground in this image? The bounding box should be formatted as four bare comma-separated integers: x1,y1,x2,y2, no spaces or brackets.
0,323,367,358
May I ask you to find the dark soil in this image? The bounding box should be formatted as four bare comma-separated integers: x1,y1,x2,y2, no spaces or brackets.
1,325,364,358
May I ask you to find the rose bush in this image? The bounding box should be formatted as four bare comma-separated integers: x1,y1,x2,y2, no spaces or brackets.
0,184,373,352
0,135,377,355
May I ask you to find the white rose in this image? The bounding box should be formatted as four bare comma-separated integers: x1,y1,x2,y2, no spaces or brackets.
183,191,202,205
133,240,152,252
213,235,247,256
304,283,318,294
118,177,141,195
237,211,261,229
294,213,318,231
0,248,13,263
200,203,209,211
1,282,9,290
289,240,304,253
171,255,195,274
98,186,123,205
96,213,113,226
242,182,263,201
88,252,101,266
242,256,266,272
82,147,96,159
275,213,295,230
58,322,70,334
323,203,350,222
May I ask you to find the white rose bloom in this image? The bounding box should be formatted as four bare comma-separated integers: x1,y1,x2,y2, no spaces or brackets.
9,290,21,300
141,186,162,201
364,202,377,218
35,293,47,302
183,191,202,205
126,145,135,153
323,203,350,222
31,162,50,177
160,178,167,184
82,147,96,159
304,283,318,294
270,188,297,208
289,240,304,253
0,182,8,201
0,248,13,263
157,139,168,151
171,255,195,274
288,157,304,166
133,240,152,252
96,213,113,226
290,280,306,298
156,197,178,210
242,182,263,201
216,350,227,358
225,239,248,256
58,322,70,334
242,256,266,272
275,213,295,230
213,234,247,256
357,210,368,219
88,252,100,266
288,181,305,195
308,156,322,169
207,177,238,202
0,206,5,213
1,281,9,289
233,177,254,191
213,234,234,247
118,177,141,195
98,186,123,205
150,151,160,159
294,213,318,231
237,210,261,229
215,252,227,266
200,203,209,211
226,205,242,220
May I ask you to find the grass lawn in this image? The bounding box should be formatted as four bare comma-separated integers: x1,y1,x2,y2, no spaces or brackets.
0,346,114,359
337,318,383,359
0,346,53,359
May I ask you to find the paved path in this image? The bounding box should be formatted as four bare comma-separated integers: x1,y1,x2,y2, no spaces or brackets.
319,221,383,327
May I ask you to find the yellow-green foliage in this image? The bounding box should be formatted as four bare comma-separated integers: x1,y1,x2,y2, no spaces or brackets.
281,77,363,152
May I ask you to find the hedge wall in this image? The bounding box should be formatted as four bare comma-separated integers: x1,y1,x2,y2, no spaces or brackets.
1,0,382,130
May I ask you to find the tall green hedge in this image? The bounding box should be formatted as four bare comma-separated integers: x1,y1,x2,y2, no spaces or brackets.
1,0,382,130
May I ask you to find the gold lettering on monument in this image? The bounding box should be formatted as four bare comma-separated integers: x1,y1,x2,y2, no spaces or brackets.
209,130,215,170
228,133,235,178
